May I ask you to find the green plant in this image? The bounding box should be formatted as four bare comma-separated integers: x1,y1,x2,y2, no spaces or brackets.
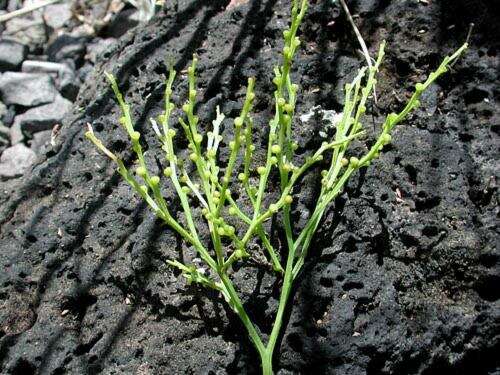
86,1,466,373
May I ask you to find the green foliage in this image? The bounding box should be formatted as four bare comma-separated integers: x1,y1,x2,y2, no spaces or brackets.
86,0,466,372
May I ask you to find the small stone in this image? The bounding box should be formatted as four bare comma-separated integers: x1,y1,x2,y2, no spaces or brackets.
0,40,28,72
0,143,36,179
5,17,46,46
61,309,69,316
43,2,72,29
0,72,57,107
13,94,72,136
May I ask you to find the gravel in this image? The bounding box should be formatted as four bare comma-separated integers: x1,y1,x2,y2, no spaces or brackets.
0,72,57,107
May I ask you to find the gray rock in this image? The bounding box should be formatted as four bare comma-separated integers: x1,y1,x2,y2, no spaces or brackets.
12,94,72,136
0,72,57,107
21,60,81,100
0,143,36,179
5,17,46,46
29,129,51,155
43,2,72,29
0,40,28,71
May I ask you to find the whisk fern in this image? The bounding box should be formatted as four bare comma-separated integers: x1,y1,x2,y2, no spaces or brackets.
86,0,466,372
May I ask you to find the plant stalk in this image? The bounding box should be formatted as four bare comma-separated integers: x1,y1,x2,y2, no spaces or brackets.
261,350,274,375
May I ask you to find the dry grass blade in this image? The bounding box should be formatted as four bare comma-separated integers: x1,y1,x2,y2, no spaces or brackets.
0,0,62,23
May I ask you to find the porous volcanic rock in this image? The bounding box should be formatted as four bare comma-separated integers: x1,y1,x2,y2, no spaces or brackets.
0,0,498,374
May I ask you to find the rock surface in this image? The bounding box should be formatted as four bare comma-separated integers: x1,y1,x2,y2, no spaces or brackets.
0,39,27,71
0,143,36,179
0,72,57,107
0,1,498,374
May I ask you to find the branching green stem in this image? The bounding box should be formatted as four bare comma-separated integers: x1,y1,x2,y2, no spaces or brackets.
86,1,467,372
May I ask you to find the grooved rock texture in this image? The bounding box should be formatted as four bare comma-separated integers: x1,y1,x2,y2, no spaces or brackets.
0,0,498,374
